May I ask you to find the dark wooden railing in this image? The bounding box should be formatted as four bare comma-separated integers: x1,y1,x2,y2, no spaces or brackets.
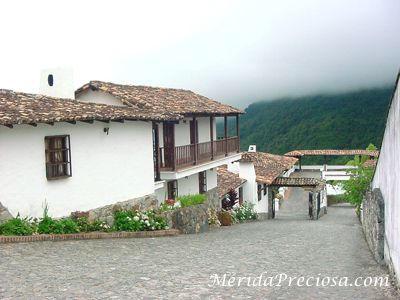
159,136,240,170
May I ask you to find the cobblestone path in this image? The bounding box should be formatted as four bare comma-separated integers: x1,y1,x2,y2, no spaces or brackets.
0,173,398,299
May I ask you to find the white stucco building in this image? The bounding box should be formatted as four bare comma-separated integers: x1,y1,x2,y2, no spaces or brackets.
0,89,180,218
226,147,298,218
372,71,400,286
75,80,243,206
0,70,244,218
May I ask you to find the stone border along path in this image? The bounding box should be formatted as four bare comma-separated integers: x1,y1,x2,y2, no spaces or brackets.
0,229,179,243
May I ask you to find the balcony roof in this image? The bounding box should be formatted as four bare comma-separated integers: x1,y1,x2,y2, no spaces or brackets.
76,81,243,116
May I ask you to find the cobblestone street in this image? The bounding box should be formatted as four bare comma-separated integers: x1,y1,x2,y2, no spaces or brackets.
1,176,398,299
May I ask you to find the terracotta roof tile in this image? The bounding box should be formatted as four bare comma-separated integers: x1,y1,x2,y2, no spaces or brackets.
240,152,298,185
76,81,243,115
0,90,181,127
272,177,322,188
285,149,379,157
217,165,246,198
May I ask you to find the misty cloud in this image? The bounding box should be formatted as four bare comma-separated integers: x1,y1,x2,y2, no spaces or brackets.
0,0,399,108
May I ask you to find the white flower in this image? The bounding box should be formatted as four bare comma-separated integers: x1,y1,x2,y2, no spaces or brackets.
151,227,155,230
165,226,169,230
133,216,140,222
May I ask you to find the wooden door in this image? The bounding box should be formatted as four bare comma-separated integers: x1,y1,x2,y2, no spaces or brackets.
163,123,175,168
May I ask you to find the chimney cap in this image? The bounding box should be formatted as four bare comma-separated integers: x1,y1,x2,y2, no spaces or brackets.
248,145,256,152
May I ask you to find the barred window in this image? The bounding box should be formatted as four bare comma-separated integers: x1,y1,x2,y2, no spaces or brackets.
257,184,262,201
263,183,267,196
45,135,72,179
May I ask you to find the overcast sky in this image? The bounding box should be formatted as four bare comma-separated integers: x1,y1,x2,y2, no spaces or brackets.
1,0,399,108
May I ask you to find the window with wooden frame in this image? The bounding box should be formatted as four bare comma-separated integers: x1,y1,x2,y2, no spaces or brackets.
167,180,178,200
257,184,262,201
199,171,207,194
263,183,267,196
45,135,72,179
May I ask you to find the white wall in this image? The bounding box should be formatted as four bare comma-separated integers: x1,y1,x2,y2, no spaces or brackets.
229,161,269,213
372,79,400,284
173,117,214,147
0,121,155,218
178,173,199,196
77,89,126,106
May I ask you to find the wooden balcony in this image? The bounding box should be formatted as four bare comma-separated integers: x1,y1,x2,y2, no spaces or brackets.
159,136,240,171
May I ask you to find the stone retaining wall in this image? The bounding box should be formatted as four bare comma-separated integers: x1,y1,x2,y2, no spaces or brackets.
87,194,158,225
362,188,385,263
162,203,209,234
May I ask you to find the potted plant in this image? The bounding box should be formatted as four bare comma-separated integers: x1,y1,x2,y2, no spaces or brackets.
218,210,232,226
165,199,175,206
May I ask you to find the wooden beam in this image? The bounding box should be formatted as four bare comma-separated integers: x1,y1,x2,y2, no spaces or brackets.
3,124,13,129
210,116,214,160
29,123,38,127
66,121,76,125
81,119,94,124
97,119,110,123
46,122,54,126
111,119,124,123
236,114,240,153
193,116,198,165
224,115,228,156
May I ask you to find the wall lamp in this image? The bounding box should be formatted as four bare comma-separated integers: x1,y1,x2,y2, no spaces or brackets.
104,127,110,135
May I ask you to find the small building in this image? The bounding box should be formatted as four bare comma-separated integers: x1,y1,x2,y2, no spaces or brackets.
227,147,298,218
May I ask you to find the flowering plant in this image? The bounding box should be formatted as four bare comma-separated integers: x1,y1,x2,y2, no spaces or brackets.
231,202,257,223
113,209,169,231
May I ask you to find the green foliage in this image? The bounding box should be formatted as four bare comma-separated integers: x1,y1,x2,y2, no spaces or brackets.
113,209,169,231
0,215,34,236
231,202,257,223
218,87,392,164
341,144,376,215
158,202,177,212
177,194,206,208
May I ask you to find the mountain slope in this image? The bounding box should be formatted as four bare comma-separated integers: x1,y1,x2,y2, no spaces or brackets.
238,87,392,164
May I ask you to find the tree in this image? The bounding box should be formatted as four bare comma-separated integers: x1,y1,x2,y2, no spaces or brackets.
341,144,376,216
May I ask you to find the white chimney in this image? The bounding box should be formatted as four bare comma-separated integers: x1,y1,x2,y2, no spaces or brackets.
39,68,74,99
248,145,256,152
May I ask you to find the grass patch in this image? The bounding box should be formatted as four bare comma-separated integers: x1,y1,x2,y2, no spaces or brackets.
177,194,206,208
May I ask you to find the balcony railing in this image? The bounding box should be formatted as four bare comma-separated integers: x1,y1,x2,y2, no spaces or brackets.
159,136,240,170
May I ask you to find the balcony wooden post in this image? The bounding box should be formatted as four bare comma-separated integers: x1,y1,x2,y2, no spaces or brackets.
236,114,240,153
170,123,176,171
152,122,161,181
193,116,198,165
224,115,228,156
210,116,214,160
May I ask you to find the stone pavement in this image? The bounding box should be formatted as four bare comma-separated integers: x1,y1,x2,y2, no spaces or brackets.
0,173,398,299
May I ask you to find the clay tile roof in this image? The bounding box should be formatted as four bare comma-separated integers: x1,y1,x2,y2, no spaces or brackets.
240,152,298,185
0,90,181,127
75,81,243,115
364,159,377,168
272,177,322,188
285,149,380,157
217,165,246,198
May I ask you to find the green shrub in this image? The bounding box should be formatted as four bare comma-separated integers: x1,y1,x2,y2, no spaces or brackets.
113,209,168,232
0,215,34,236
177,194,206,208
37,205,79,234
231,202,257,223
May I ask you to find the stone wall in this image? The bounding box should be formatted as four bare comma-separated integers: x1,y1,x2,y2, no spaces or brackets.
163,203,209,234
0,202,13,223
362,188,385,263
87,194,158,225
205,187,220,209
